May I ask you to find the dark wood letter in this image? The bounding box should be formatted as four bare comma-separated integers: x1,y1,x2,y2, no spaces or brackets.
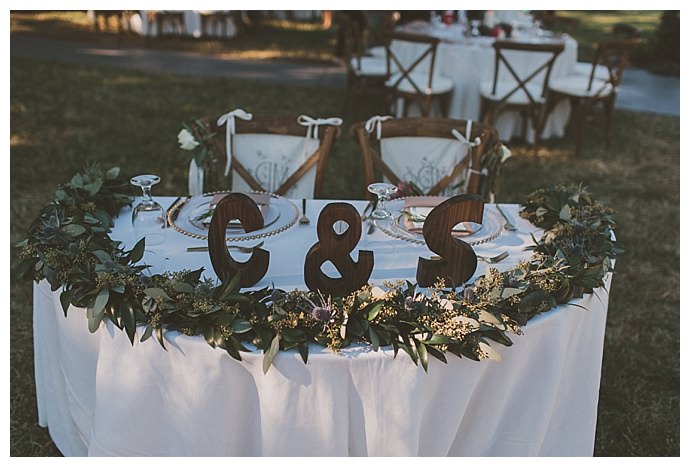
416,195,484,287
304,203,374,296
208,193,269,287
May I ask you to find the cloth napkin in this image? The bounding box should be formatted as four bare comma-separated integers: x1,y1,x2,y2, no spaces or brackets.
402,196,476,237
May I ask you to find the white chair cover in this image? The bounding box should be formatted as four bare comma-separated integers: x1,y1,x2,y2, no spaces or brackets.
380,137,470,196
232,134,319,199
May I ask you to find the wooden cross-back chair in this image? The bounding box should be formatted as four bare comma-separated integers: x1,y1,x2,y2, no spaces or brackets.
195,113,341,199
341,15,388,118
544,37,643,155
352,117,508,202
479,40,565,152
383,32,454,118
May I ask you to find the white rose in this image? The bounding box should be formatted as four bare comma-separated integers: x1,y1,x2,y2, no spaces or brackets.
177,128,200,151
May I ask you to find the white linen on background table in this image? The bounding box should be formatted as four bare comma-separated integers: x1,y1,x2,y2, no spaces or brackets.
391,26,578,142
33,198,612,456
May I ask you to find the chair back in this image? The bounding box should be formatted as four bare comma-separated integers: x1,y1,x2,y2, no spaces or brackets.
195,112,341,199
384,32,441,95
585,38,642,92
490,40,565,105
340,15,366,73
352,116,509,201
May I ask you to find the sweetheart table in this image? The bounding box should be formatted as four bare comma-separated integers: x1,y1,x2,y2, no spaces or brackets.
33,197,612,456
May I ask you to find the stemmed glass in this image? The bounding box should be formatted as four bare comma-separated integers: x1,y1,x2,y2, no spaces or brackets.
130,174,166,246
367,182,398,220
470,20,481,37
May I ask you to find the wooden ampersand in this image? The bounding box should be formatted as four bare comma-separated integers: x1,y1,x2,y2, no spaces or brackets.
416,194,484,287
304,202,374,296
208,193,269,287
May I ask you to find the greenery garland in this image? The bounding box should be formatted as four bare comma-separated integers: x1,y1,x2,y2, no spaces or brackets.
16,165,622,373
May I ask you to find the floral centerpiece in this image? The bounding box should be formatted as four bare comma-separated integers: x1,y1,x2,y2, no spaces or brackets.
15,165,622,373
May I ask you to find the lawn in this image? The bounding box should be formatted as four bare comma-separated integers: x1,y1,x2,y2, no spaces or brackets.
9,54,679,456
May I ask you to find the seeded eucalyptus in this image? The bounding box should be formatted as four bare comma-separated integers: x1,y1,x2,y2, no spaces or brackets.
16,167,622,373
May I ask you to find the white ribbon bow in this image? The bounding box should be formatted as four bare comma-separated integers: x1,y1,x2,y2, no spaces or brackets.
451,120,481,148
188,158,204,197
451,121,484,184
364,115,394,139
297,115,343,159
217,108,253,177
298,115,343,139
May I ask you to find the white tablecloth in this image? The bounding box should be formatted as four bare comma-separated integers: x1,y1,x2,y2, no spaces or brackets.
87,10,238,38
33,198,611,456
394,23,577,142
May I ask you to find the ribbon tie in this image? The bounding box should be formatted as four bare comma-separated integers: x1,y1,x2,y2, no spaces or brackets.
217,108,253,177
297,115,343,159
298,115,343,139
451,120,481,148
451,121,484,184
364,115,394,139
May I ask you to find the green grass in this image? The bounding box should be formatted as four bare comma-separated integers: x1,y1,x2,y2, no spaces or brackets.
556,10,664,63
9,56,679,456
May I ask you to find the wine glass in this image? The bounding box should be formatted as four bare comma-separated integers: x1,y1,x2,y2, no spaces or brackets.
470,20,481,37
130,174,166,246
367,182,398,220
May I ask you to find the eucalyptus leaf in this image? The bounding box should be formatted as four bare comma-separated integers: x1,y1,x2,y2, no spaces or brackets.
144,288,171,300
231,320,253,334
92,250,112,263
368,326,380,352
263,334,281,374
106,167,120,180
366,302,383,321
129,238,146,263
140,325,154,342
62,224,87,237
417,342,429,372
60,288,74,316
173,281,195,294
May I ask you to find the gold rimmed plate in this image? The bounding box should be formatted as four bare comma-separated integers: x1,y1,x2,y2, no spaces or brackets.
167,191,299,242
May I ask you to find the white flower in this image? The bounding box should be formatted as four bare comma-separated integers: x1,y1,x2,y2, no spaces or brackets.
500,144,512,162
177,128,200,151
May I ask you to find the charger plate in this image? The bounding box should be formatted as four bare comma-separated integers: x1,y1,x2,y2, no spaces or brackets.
167,191,299,242
375,197,503,246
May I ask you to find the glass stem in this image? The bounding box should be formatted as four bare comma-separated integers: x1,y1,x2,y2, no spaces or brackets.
141,185,153,202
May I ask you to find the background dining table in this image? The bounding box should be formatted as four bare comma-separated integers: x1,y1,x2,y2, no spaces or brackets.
33,197,612,456
392,21,578,142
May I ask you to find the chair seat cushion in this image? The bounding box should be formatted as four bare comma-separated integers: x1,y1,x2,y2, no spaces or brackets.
573,61,611,81
350,56,388,77
366,45,386,57
479,80,546,105
549,75,614,98
386,72,454,95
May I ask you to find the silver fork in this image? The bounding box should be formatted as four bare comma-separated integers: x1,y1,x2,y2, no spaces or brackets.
299,198,310,225
477,251,510,263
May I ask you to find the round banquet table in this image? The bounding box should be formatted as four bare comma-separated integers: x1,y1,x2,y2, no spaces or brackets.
392,22,578,142
33,197,612,456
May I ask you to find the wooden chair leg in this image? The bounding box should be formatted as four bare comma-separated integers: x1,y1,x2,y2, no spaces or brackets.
603,95,615,147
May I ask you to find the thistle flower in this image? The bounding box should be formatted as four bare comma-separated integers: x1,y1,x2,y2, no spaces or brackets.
311,306,332,322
